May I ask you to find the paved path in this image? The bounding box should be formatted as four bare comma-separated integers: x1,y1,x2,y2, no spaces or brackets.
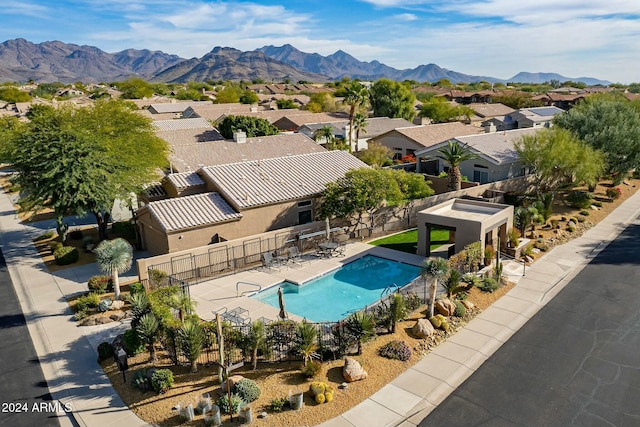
420,215,640,427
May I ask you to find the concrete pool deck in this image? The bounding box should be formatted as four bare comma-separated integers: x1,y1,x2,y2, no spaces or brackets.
190,242,426,323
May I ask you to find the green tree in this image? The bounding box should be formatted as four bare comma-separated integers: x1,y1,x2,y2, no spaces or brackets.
443,269,466,299
175,89,209,101
115,78,154,99
0,87,31,103
276,99,298,109
313,125,335,146
31,82,64,99
136,313,160,362
438,141,478,191
342,81,369,152
356,142,392,167
178,320,205,373
421,257,449,318
306,92,336,112
370,79,416,121
244,320,267,370
214,85,242,103
352,112,368,152
295,321,318,365
492,93,542,109
515,128,605,197
345,312,376,355
216,115,279,139
553,94,640,182
94,238,133,301
419,98,474,123
239,90,259,104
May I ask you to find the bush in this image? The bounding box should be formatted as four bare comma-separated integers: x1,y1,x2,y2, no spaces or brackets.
606,187,622,200
576,216,586,223
97,342,114,361
403,292,422,313
128,282,145,296
301,360,322,378
132,369,150,392
378,340,412,361
217,393,245,414
34,230,55,241
148,269,169,289
88,275,113,294
269,397,289,412
53,246,79,265
112,221,136,239
69,229,84,240
233,378,261,403
593,201,603,208
75,292,101,312
74,310,88,321
123,328,144,356
566,191,593,209
579,210,589,217
479,277,499,293
151,369,174,394
453,299,466,317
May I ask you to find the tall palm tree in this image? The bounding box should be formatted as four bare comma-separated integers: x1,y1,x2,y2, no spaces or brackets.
352,112,368,152
136,313,160,362
343,82,368,151
94,238,133,300
173,292,197,323
421,257,449,318
345,311,376,355
438,141,478,192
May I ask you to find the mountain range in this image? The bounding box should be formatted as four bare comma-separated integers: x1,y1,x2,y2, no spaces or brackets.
0,38,611,86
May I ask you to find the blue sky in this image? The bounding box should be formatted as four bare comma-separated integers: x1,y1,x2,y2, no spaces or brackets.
3,0,640,83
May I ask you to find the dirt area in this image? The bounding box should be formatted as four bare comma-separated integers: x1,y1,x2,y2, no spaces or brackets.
99,282,512,427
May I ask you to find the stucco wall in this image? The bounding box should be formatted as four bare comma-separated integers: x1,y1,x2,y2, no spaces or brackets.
372,133,422,158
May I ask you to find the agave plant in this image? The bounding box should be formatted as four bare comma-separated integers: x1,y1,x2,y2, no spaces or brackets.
94,238,133,300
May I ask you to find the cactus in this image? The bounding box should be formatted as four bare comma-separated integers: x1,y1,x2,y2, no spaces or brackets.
98,298,113,312
324,390,333,402
309,381,326,397
315,393,326,404
441,321,450,332
429,316,442,328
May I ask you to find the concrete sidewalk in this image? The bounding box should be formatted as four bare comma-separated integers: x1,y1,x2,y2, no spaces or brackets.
2,183,640,427
319,188,640,427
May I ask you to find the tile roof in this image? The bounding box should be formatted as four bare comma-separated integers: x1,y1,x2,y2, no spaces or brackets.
158,132,326,172
143,183,167,199
467,103,515,118
164,171,205,189
454,128,540,164
148,101,213,114
183,103,267,121
374,123,484,148
200,150,368,209
152,117,213,131
274,112,349,128
145,192,242,232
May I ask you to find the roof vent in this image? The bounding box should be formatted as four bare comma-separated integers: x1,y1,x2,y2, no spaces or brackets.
233,131,247,144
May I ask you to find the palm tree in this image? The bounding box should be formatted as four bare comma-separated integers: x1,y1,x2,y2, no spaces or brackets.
179,319,204,373
313,125,335,147
173,292,197,323
443,269,466,299
345,312,376,355
295,320,318,366
438,141,478,192
136,313,160,362
343,82,369,151
245,320,267,370
94,238,133,300
352,112,368,152
421,257,449,318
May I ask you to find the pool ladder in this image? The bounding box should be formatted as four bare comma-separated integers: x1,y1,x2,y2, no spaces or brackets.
381,283,400,298
236,281,262,297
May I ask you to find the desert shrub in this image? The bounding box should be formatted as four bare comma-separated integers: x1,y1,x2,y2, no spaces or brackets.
88,275,113,294
233,378,261,403
403,292,422,312
453,299,466,317
151,369,174,394
269,397,289,412
479,277,499,293
148,269,169,289
98,298,112,312
74,310,88,321
75,292,101,312
217,393,245,414
534,242,549,252
301,360,322,378
606,187,622,200
550,219,559,228
576,216,586,223
123,328,144,356
508,228,521,248
129,282,145,296
462,272,481,287
522,244,534,257
593,201,603,208
97,342,114,361
112,221,136,240
566,191,593,209
69,229,84,240
132,369,150,392
53,246,79,265
34,230,55,241
378,340,412,361
567,225,576,232
579,210,589,217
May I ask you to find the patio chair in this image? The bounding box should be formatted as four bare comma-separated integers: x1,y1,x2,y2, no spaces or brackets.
335,242,346,257
261,251,281,270
288,246,307,265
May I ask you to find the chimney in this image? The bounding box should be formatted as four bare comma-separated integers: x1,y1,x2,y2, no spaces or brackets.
233,131,247,144
484,124,496,133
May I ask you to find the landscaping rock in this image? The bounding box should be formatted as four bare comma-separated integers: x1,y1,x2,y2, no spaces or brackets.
110,312,125,321
524,255,534,264
123,310,133,319
222,375,244,392
590,205,599,210
411,319,435,338
111,300,125,310
80,318,97,326
435,299,456,317
462,300,475,309
343,357,367,382
95,316,113,325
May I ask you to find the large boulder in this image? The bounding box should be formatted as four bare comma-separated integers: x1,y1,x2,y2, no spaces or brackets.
435,299,456,317
110,312,126,321
343,357,367,382
462,300,474,310
111,300,125,310
221,375,244,392
412,319,435,338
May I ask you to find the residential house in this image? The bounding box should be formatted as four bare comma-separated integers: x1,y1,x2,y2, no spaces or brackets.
414,128,540,183
272,112,349,132
463,103,515,127
136,150,368,254
501,106,565,130
369,123,484,169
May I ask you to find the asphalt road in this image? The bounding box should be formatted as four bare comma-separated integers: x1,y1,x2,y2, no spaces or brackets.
0,251,61,427
421,220,640,427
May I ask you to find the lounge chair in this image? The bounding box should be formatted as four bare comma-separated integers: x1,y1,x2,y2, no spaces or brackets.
335,242,346,257
261,251,281,270
288,246,307,265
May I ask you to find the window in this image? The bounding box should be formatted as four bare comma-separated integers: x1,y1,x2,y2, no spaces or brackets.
473,170,489,184
298,210,312,224
297,200,312,208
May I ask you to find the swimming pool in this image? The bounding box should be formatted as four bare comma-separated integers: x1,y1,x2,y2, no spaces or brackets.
251,255,421,322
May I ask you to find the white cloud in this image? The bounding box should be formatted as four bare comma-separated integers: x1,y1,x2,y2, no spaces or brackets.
395,13,418,21
4,1,48,17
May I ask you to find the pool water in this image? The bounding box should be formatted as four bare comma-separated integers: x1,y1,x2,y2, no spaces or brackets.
251,255,421,322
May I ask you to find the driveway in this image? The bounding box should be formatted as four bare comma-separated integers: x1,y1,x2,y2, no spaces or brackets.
420,219,640,426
